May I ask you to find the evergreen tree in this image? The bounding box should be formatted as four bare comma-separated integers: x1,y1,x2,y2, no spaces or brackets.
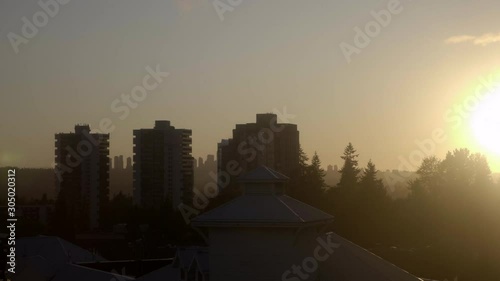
337,142,360,189
357,160,390,245
308,151,326,192
326,143,361,238
300,152,327,208
298,146,309,172
288,146,309,198
359,160,386,198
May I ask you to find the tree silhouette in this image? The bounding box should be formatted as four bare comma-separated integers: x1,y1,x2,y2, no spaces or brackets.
288,146,309,199
357,160,390,245
359,160,386,199
326,143,362,239
337,142,360,189
309,152,327,191
400,149,500,280
288,149,328,210
302,152,327,208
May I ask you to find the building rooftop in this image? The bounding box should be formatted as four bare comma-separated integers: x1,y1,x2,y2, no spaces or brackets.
51,263,134,281
321,232,424,281
238,165,289,183
17,236,105,266
192,166,333,227
192,194,334,227
10,236,134,281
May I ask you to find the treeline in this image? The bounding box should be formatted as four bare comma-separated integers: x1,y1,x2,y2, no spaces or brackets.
289,143,500,281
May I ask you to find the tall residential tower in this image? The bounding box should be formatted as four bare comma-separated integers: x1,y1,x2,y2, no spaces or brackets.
55,124,110,231
133,120,194,209
217,113,299,190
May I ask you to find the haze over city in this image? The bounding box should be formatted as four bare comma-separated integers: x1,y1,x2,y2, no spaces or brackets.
2,0,500,172
4,1,500,281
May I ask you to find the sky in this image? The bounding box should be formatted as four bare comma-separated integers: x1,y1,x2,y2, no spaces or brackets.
1,0,500,172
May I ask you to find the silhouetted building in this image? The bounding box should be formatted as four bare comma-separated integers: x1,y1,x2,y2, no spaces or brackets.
325,164,341,187
127,157,132,169
194,155,217,192
217,113,299,190
133,121,194,209
110,155,133,196
113,155,124,170
55,124,110,231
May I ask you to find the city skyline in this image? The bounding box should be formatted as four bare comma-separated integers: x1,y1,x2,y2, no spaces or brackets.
2,110,500,173
2,0,500,172
3,1,500,280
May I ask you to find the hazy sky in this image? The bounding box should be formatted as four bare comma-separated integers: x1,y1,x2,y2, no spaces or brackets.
2,0,500,172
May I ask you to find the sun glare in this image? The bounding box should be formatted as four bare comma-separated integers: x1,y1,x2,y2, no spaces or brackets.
470,88,500,155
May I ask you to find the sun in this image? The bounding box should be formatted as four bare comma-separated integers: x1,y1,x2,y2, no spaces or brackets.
470,89,500,155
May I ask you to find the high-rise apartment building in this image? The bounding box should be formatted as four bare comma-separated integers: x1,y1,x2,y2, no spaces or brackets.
217,113,299,190
133,120,193,209
55,124,110,231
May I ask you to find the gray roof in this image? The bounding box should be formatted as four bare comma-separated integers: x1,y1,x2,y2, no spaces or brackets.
192,194,333,226
9,254,131,281
11,236,114,281
8,256,56,281
17,236,105,267
238,165,289,182
322,232,424,281
193,166,333,227
51,264,134,281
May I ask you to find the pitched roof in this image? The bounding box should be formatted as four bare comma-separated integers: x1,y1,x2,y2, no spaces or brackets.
238,165,289,182
8,256,56,281
193,166,332,227
192,194,333,226
10,255,131,281
17,236,105,267
51,264,134,281
321,232,424,281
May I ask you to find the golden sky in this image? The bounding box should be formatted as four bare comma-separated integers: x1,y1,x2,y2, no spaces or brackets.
1,0,500,173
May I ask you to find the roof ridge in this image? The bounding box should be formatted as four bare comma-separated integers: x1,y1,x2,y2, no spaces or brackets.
192,195,242,222
275,195,305,223
326,233,418,279
56,237,70,261
64,263,133,279
238,165,289,182
280,195,334,218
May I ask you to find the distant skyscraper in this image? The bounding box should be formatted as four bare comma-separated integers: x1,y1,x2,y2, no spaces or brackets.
55,124,110,231
217,113,299,190
126,157,132,169
133,120,194,209
110,155,133,197
194,154,217,192
113,155,124,169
